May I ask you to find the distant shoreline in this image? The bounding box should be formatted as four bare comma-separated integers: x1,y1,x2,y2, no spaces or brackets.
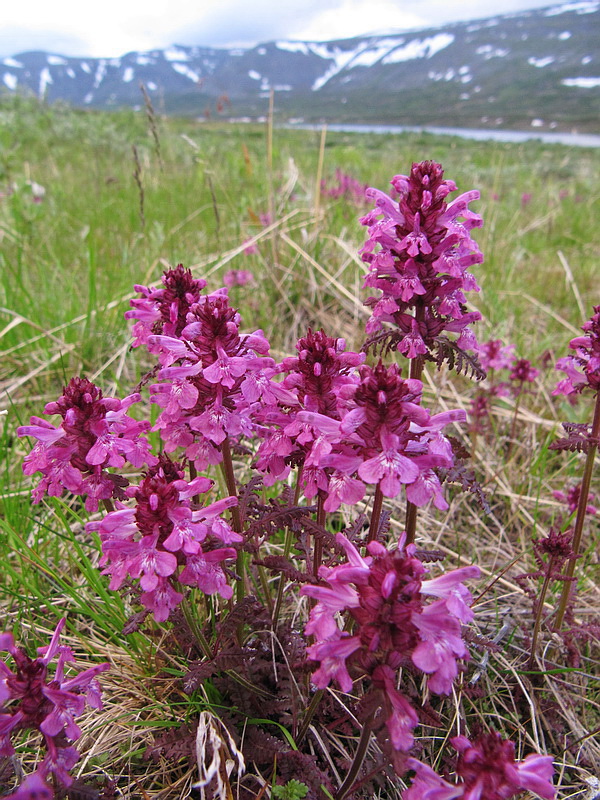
282,122,600,148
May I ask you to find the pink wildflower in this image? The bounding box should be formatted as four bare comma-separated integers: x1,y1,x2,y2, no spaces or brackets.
553,305,600,396
17,377,156,511
361,161,483,357
320,169,369,204
552,482,597,516
254,328,363,491
452,731,555,800
87,455,238,620
125,264,207,350
0,619,109,789
242,239,259,255
301,534,479,753
509,358,539,384
224,268,254,286
476,339,515,372
2,771,53,799
404,733,555,800
147,290,276,470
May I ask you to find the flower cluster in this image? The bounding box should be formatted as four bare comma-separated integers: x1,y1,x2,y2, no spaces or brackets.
301,534,479,753
0,618,109,793
256,342,464,512
320,169,369,204
552,482,597,517
554,305,600,396
87,455,240,621
145,284,277,471
223,269,254,287
476,338,516,373
125,263,207,350
17,377,156,511
254,328,363,489
360,161,483,358
469,338,539,431
405,731,555,800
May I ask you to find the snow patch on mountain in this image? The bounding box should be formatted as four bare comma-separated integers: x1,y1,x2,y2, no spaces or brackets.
39,67,52,97
3,57,23,68
164,46,190,62
529,56,555,67
476,45,510,58
545,0,598,14
312,47,361,90
349,39,405,67
123,67,134,82
171,63,201,82
562,76,600,86
382,33,455,63
93,61,106,89
47,55,68,66
276,41,310,55
3,73,17,90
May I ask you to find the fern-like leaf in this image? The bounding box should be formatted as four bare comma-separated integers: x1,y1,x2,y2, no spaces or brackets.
432,335,486,380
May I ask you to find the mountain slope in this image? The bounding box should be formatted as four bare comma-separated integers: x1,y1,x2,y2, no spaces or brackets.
2,1,599,131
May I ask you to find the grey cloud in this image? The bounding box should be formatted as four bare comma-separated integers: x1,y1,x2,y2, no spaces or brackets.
0,27,90,58
168,0,342,48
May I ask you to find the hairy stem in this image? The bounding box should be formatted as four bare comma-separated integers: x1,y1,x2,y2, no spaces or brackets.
555,389,600,628
296,688,325,743
220,437,244,602
367,484,384,543
336,712,375,800
181,597,213,660
313,491,326,574
272,467,304,628
506,388,523,459
527,557,556,670
405,350,425,545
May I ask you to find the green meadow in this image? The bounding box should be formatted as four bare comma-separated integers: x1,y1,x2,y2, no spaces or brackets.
0,95,598,798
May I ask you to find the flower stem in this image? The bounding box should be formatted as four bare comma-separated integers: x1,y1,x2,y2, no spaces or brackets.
181,597,213,661
527,558,556,670
405,352,425,545
296,688,325,743
272,467,303,628
335,712,375,800
313,491,326,574
555,389,600,628
220,437,244,602
506,389,523,459
367,484,384,543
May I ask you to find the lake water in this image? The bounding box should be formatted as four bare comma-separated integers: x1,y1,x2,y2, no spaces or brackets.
285,122,600,148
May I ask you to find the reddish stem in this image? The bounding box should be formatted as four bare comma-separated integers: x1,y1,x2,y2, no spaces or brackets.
367,484,384,543
555,389,600,628
313,491,326,575
405,347,425,545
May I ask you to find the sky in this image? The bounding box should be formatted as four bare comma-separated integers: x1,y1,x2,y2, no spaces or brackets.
1,0,565,58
